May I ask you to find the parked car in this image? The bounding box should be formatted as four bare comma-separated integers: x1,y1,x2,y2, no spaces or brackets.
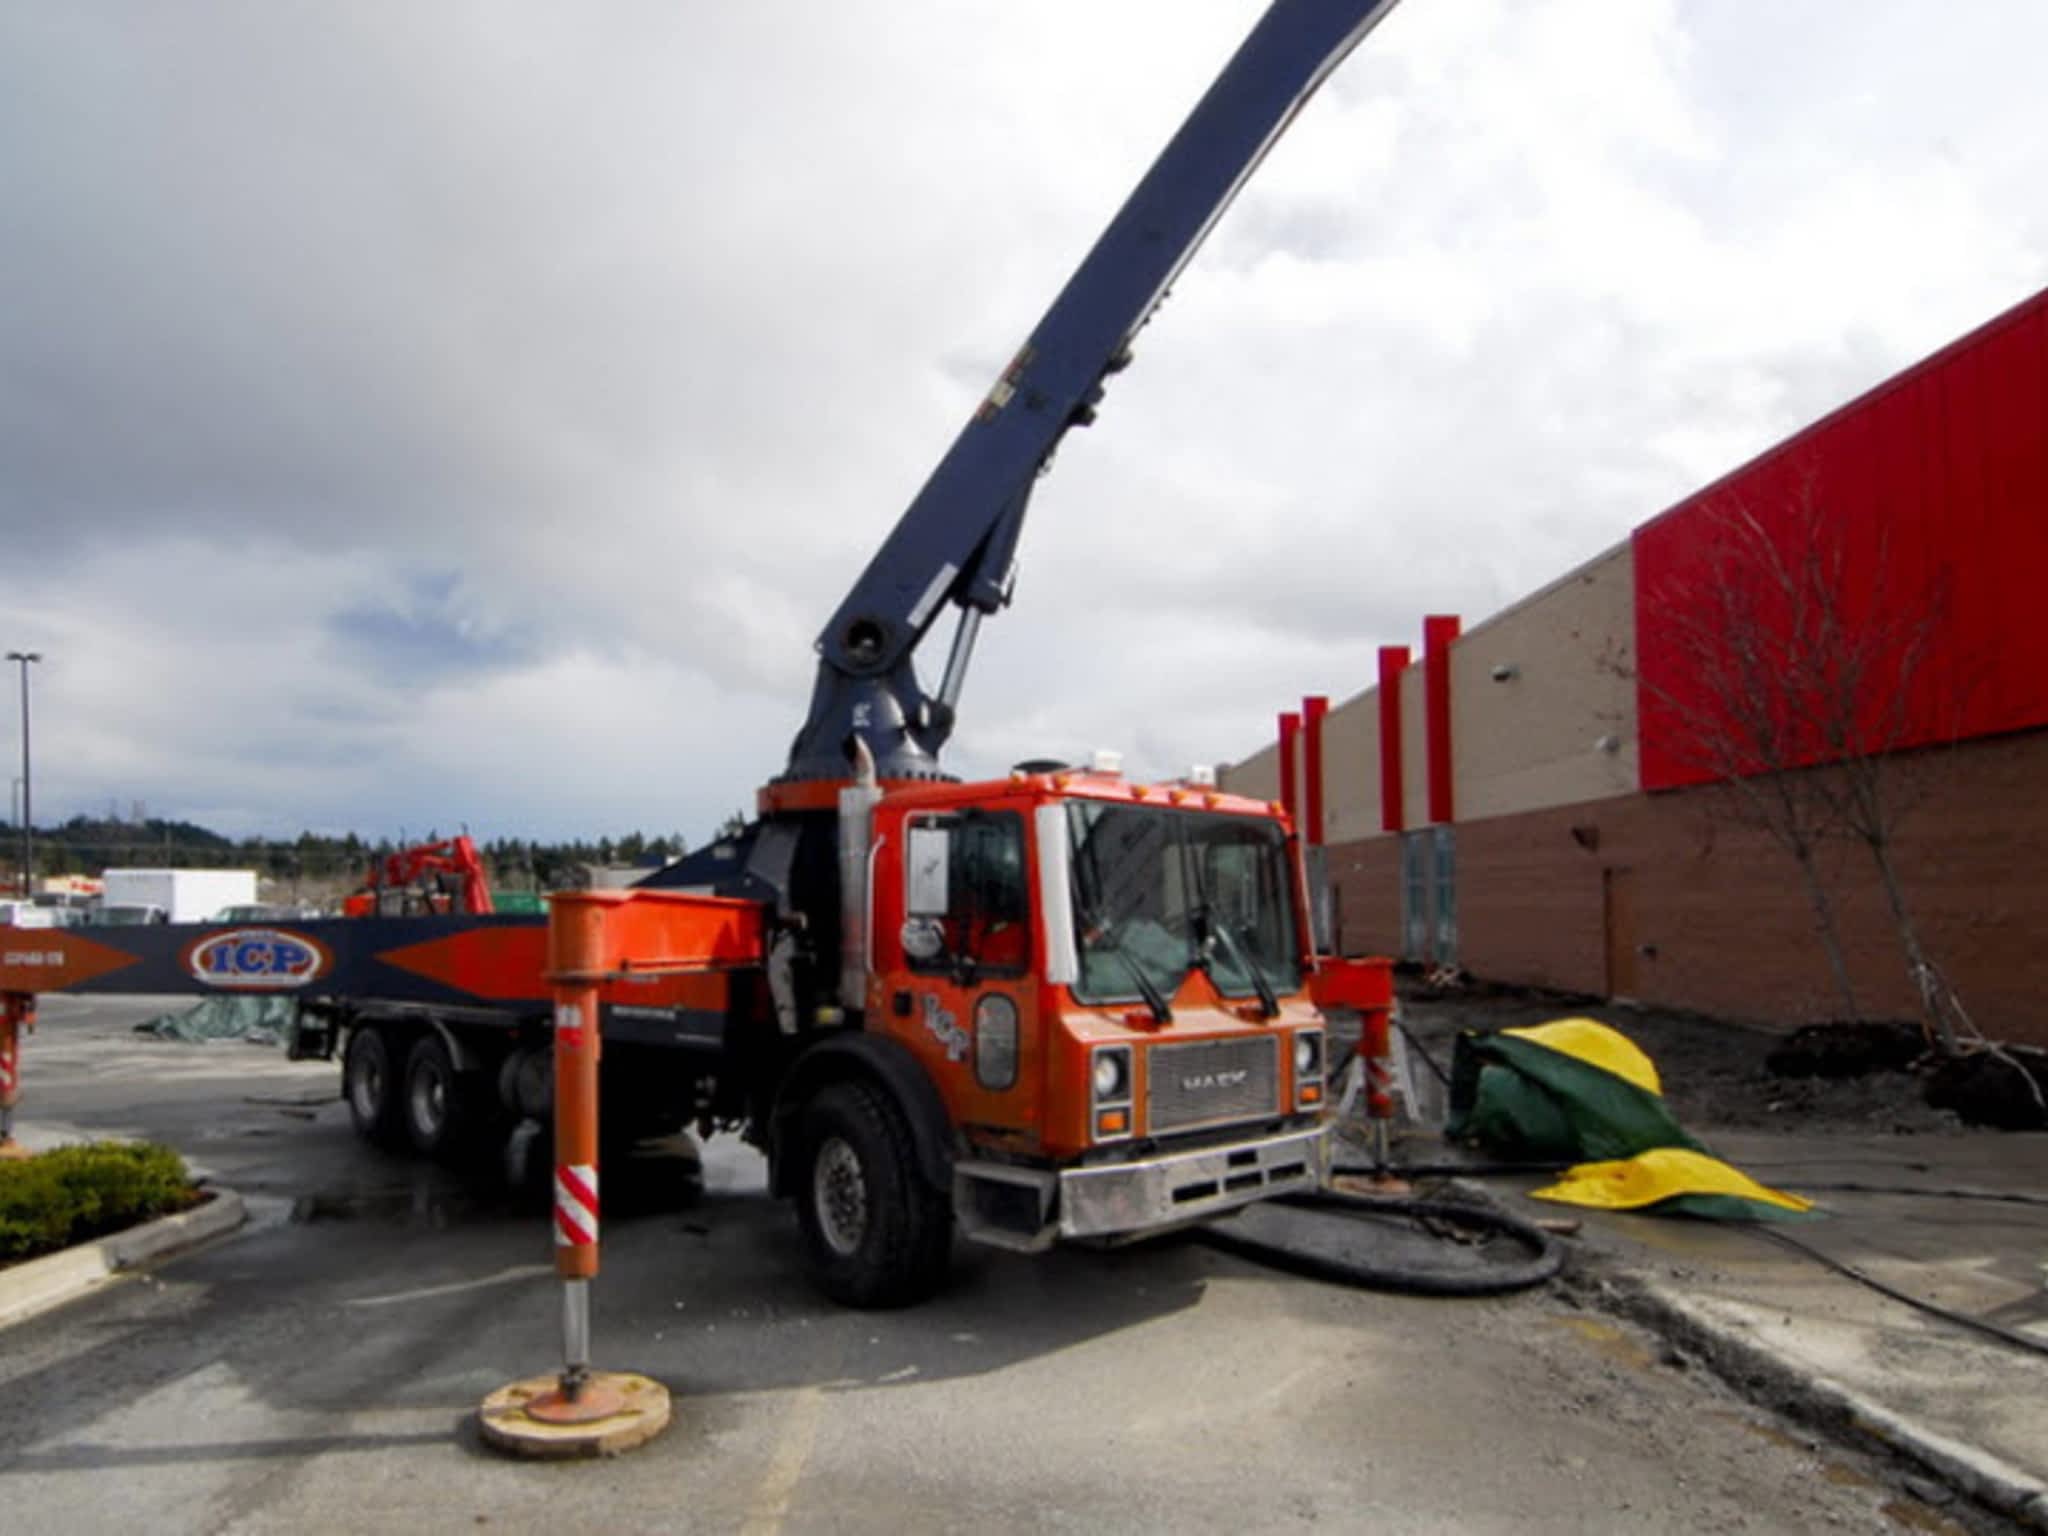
86,903,169,926
0,900,57,929
211,903,325,923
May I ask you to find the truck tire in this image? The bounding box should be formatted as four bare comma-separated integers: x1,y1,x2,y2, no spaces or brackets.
343,1025,408,1150
793,1079,953,1309
402,1032,480,1160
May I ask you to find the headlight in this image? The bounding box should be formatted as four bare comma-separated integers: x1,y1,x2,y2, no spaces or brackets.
974,994,1018,1090
1294,1031,1323,1079
1092,1046,1130,1103
1090,1045,1133,1142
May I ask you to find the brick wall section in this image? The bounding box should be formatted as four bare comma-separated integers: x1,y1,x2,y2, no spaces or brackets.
1327,728,2048,1048
1330,834,1403,958
1452,811,1609,993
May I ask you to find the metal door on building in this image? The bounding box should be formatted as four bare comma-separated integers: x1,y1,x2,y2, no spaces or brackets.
1401,827,1457,966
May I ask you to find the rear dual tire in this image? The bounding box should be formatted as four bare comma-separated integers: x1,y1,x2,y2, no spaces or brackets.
344,1025,408,1150
401,1033,471,1158
344,1024,502,1160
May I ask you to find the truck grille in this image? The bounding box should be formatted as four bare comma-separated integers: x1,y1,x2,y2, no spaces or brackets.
1146,1036,1279,1134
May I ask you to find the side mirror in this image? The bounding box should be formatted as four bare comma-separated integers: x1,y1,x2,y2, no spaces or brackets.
906,825,952,915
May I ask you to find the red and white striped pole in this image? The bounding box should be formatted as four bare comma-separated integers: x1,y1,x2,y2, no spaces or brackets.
0,994,31,1160
547,981,602,1407
478,894,668,1456
1361,1001,1397,1174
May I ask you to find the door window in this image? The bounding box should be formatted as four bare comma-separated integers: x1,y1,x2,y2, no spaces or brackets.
903,810,1030,979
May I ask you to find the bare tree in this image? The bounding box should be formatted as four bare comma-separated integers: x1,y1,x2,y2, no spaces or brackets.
1617,493,1862,1021
1627,490,2043,1117
1784,511,1973,1055
1641,489,1983,1053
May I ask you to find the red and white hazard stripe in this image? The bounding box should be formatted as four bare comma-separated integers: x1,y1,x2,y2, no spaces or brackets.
1366,1054,1395,1119
0,1038,16,1100
554,1163,598,1247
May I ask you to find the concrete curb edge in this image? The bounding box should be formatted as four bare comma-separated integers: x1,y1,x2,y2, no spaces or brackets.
1606,1270,2048,1531
0,1188,248,1332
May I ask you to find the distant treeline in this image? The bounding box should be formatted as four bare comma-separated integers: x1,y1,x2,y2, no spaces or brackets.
3,816,690,891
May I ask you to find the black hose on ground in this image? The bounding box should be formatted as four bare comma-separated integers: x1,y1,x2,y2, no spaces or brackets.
1333,1158,1570,1179
1726,1175,2048,1210
1748,1226,2048,1361
1200,1187,1566,1297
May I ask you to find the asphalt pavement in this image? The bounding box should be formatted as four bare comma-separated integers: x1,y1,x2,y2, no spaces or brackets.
0,996,2015,1535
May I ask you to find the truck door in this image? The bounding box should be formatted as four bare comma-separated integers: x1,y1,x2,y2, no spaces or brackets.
888,807,1039,1136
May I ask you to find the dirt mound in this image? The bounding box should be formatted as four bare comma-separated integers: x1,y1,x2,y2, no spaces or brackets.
1764,1020,1924,1079
1923,1046,2048,1131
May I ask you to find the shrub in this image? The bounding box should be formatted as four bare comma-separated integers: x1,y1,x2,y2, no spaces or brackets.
0,1142,199,1263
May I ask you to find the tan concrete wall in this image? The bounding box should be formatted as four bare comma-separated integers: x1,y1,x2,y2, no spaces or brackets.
1401,662,1429,829
1321,689,1381,846
1222,740,1281,803
1454,545,1639,822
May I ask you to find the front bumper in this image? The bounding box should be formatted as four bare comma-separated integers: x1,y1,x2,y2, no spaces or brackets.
952,1123,1330,1254
1058,1123,1328,1240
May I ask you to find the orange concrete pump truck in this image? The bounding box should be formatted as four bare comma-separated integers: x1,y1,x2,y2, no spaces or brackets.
625,0,1402,1304
0,0,1399,1308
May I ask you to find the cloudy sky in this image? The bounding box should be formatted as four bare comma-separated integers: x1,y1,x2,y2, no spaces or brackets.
3,0,2043,847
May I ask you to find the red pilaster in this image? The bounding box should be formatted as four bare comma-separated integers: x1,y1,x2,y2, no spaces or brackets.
1376,647,1408,832
1300,695,1328,846
1276,711,1301,827
1423,614,1461,825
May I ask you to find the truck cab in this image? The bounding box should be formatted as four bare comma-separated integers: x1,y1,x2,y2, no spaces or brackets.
783,763,1353,1303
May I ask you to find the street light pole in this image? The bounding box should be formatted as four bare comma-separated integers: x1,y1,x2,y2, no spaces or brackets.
5,653,40,899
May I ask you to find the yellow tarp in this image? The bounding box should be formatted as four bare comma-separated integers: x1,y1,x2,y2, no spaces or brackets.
1502,1018,1662,1097
1529,1146,1814,1215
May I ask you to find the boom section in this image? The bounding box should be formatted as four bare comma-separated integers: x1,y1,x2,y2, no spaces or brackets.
783,0,1401,785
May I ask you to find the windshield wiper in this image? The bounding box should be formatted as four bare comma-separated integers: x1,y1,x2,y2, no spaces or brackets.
1203,912,1280,1019
1077,902,1172,1023
1185,849,1280,1019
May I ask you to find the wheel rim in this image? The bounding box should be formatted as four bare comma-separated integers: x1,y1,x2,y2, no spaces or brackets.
350,1048,384,1121
410,1060,447,1140
812,1135,868,1257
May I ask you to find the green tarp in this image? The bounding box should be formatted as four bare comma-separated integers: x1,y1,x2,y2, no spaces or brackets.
1448,1027,1706,1164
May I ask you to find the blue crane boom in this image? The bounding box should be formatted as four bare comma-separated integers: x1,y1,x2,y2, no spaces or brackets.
778,0,1403,788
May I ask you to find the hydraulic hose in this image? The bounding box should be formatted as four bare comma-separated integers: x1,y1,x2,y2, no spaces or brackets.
1749,1226,2048,1362
1333,1158,1569,1179
1201,1187,1565,1297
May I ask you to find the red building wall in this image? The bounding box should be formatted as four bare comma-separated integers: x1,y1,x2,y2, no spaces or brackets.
1636,286,2048,791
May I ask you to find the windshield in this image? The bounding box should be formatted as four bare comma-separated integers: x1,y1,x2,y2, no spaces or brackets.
1066,801,1301,1007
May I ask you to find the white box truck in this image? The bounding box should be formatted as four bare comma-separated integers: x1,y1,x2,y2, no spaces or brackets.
98,869,259,924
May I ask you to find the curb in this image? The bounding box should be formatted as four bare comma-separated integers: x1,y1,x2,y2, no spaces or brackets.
1602,1270,2048,1532
0,1188,248,1331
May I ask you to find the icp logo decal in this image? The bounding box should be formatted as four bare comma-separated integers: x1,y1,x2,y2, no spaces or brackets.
185,928,332,990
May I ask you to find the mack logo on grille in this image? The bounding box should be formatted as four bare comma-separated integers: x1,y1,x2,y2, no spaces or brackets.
1149,1036,1277,1133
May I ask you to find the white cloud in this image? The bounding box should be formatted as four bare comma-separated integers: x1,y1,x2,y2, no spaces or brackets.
1,0,2042,841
